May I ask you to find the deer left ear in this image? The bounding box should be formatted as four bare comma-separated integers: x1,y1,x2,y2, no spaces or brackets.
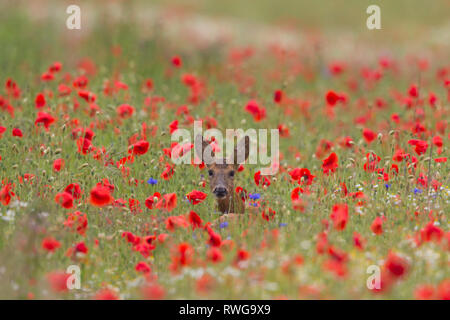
234,136,250,168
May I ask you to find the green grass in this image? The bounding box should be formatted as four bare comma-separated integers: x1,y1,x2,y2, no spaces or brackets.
0,1,448,299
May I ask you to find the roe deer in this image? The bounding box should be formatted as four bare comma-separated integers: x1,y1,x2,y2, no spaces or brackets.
195,134,250,218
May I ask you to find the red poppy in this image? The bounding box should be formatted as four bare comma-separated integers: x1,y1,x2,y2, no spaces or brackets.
207,247,223,263
75,241,88,254
135,261,152,274
352,232,365,250
42,237,61,252
274,89,283,103
384,251,409,278
12,128,23,137
325,90,342,106
155,193,177,212
0,183,14,206
186,190,207,205
330,203,348,231
254,170,271,187
408,139,428,155
130,140,149,155
145,192,161,209
161,164,175,180
64,183,82,199
35,93,46,108
322,152,338,174
93,288,118,300
53,158,64,172
371,216,384,235
289,168,315,185
35,112,56,130
89,185,113,207
244,100,266,122
116,104,135,118
55,192,74,209
420,222,444,243
46,271,70,292
362,128,376,144
171,55,182,68
141,283,166,300
188,211,203,229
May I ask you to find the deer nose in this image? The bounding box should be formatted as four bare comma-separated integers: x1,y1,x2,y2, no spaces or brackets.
213,187,228,198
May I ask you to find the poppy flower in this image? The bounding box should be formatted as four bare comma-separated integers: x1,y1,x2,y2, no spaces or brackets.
161,164,175,180
207,247,223,263
64,183,82,199
289,168,315,185
130,140,149,155
55,192,74,209
171,55,182,68
78,90,96,103
371,216,384,235
46,272,69,292
145,192,161,209
408,139,428,155
414,285,436,300
188,211,203,229
155,193,177,212
420,222,444,243
135,262,152,274
89,185,113,207
262,208,276,221
322,152,338,174
35,112,56,130
0,183,14,206
41,237,61,252
53,158,64,172
35,93,46,108
116,104,135,118
274,89,283,103
254,171,271,187
208,230,222,247
325,90,342,106
12,128,23,137
244,100,266,122
353,232,365,250
93,288,118,300
362,128,376,144
141,283,166,300
186,190,207,205
75,241,88,254
330,204,348,231
384,252,409,278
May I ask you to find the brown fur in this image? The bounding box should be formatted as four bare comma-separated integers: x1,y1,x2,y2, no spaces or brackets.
195,135,250,215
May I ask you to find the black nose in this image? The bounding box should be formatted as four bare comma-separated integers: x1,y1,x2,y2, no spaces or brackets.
213,187,228,197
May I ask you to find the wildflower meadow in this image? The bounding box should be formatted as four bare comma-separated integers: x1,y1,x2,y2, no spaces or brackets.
0,0,448,300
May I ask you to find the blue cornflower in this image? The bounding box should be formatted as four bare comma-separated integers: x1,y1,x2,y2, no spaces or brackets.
414,188,422,195
385,184,391,190
147,178,158,185
219,221,229,229
279,223,287,227
249,193,261,200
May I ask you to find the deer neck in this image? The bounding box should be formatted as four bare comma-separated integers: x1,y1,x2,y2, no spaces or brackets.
216,191,245,214
217,195,233,214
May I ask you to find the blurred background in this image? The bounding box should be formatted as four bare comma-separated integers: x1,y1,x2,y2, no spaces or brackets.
1,0,449,77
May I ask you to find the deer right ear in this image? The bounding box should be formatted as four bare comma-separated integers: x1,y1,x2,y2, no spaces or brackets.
195,134,214,164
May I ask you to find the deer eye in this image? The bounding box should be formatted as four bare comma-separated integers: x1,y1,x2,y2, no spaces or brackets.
229,170,235,177
208,169,214,176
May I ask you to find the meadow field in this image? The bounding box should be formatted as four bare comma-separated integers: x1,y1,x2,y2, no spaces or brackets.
0,0,448,299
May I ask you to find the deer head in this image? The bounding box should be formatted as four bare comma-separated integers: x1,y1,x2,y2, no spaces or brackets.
195,134,250,213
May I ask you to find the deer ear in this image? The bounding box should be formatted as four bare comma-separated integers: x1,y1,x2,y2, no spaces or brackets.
195,134,214,164
234,136,250,167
